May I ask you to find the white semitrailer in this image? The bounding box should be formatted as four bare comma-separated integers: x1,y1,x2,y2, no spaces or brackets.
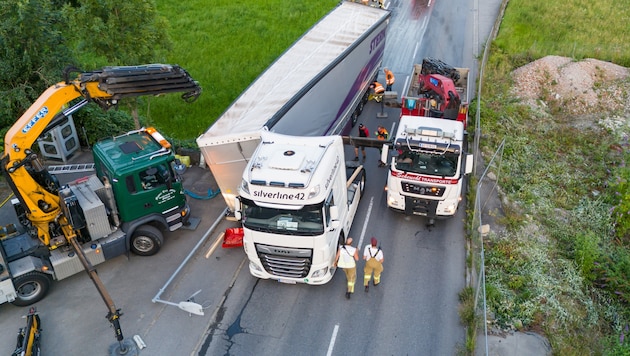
196,2,389,213
235,130,365,284
385,115,473,224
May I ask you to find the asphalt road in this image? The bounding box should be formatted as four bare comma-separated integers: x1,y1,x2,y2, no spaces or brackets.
0,1,504,355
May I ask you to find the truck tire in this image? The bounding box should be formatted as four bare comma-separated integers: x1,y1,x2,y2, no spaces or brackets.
130,225,163,256
11,272,51,307
356,169,366,196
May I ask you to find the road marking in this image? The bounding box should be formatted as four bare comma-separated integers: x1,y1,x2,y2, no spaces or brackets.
412,41,419,63
326,324,340,356
205,231,224,258
357,196,374,250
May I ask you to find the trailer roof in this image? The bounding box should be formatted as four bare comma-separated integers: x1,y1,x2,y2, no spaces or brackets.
197,2,389,146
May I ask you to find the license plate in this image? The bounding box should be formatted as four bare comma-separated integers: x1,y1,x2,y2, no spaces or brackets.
278,279,296,284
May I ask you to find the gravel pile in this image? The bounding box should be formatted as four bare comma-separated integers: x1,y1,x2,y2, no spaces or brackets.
510,55,630,118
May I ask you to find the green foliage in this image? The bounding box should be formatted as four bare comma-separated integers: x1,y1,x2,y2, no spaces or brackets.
143,0,340,139
458,287,477,355
480,0,630,352
574,231,601,282
593,247,630,306
0,0,74,129
71,104,136,146
496,0,630,66
602,332,630,356
62,0,172,67
609,164,630,240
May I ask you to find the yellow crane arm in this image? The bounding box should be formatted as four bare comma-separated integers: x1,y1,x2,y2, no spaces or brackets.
2,64,201,246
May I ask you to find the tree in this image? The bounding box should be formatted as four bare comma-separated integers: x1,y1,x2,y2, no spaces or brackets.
0,0,74,142
63,0,173,129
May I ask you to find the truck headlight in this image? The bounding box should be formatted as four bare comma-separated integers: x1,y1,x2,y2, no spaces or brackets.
311,267,328,278
240,179,250,194
444,204,456,214
388,195,399,207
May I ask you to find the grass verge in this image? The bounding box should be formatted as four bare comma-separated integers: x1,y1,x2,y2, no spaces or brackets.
476,0,630,353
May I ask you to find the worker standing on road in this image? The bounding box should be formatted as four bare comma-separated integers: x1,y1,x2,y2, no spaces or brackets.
363,237,384,292
375,125,389,167
369,81,385,102
354,123,370,161
334,237,359,299
384,68,395,91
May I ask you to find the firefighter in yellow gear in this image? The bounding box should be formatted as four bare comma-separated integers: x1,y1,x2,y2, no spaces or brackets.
384,68,395,91
335,237,359,299
363,237,384,292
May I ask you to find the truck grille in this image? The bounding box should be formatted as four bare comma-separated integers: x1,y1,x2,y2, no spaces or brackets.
255,244,312,279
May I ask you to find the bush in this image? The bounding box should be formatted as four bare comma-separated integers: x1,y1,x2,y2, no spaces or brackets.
71,103,136,146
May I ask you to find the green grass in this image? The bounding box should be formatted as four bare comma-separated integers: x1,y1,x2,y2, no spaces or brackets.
140,0,339,141
495,0,630,66
479,0,630,354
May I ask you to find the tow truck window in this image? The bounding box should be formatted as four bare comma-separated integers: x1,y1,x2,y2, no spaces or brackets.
396,151,458,177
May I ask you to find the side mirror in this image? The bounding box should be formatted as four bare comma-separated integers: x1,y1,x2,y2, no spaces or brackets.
464,154,473,175
233,197,242,221
329,220,340,231
329,206,339,221
381,144,389,165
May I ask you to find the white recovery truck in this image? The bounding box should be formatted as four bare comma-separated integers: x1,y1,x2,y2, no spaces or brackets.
196,1,390,213
384,115,473,225
234,130,365,284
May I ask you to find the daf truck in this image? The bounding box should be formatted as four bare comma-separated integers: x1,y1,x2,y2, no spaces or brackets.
385,115,473,225
196,1,390,213
234,130,365,285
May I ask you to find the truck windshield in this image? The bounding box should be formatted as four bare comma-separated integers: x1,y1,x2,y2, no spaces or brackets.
395,150,459,177
240,198,325,236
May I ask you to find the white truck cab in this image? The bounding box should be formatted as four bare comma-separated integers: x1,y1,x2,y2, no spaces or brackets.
235,131,365,284
386,116,473,224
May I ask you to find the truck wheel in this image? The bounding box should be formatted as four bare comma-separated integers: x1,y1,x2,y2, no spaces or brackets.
130,225,163,256
11,272,51,307
356,169,366,196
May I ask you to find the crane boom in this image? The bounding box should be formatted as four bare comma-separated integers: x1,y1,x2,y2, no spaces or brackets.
1,64,201,353
3,64,200,246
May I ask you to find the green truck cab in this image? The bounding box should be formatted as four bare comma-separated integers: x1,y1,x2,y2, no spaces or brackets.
1,127,190,306
89,127,190,256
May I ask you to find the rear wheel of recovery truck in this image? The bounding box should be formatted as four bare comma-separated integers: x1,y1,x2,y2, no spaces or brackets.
130,225,163,256
11,272,51,307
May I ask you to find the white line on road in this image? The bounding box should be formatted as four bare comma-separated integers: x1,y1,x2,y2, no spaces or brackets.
413,41,420,63
357,196,374,250
328,198,374,354
205,231,225,259
326,324,340,356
